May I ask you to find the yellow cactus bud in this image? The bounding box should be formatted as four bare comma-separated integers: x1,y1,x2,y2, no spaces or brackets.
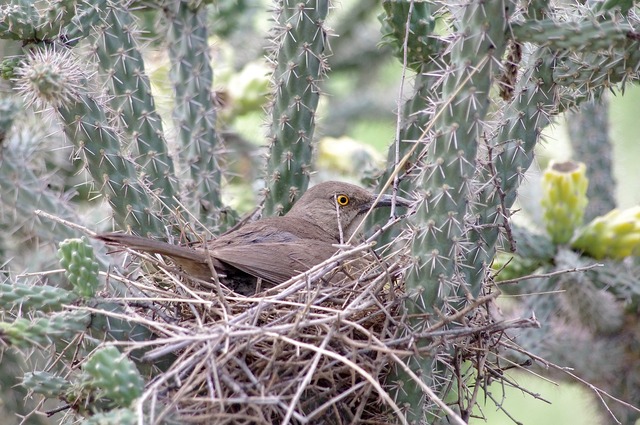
541,161,589,244
573,206,640,260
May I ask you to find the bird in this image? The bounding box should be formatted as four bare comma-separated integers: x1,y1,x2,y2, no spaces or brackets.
96,181,411,295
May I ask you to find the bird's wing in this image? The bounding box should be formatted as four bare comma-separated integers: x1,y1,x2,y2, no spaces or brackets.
211,240,338,284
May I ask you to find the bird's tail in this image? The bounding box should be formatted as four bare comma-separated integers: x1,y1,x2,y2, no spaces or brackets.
95,233,207,263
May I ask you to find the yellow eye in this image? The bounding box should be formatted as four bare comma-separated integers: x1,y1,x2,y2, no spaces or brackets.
336,194,349,206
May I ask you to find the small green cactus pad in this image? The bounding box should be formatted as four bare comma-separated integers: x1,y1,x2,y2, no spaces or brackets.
573,206,640,260
541,160,589,244
83,346,144,408
58,237,101,299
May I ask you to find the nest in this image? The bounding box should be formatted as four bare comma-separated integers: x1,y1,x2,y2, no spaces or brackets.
100,240,541,425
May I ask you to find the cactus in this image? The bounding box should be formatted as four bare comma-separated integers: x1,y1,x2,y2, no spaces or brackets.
541,161,589,245
22,371,72,399
262,0,330,216
370,1,443,245
165,0,224,228
0,0,77,42
0,282,77,312
568,100,617,220
92,7,179,207
0,310,90,349
573,206,640,260
58,237,101,298
14,46,166,235
379,0,438,71
393,1,512,420
83,346,144,408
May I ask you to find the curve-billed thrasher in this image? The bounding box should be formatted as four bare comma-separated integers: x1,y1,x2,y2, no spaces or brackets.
97,181,410,295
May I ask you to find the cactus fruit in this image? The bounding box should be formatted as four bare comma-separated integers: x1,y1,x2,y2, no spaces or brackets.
541,161,589,245
83,346,144,408
573,206,640,260
58,237,100,299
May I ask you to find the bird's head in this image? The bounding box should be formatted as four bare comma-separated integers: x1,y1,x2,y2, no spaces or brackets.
286,181,411,242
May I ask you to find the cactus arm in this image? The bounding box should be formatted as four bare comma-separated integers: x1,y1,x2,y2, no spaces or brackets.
511,18,636,51
370,1,443,244
407,0,512,306
15,47,166,235
396,1,513,421
567,100,617,220
92,7,179,208
262,0,330,216
463,51,557,294
165,0,224,228
0,147,79,240
0,0,78,42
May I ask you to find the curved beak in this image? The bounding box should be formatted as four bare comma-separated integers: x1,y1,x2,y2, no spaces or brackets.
364,193,412,211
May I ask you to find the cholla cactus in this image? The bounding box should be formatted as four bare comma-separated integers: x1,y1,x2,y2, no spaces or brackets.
0,0,640,424
262,0,330,215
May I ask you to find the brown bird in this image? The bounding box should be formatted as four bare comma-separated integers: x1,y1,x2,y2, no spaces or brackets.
96,181,410,295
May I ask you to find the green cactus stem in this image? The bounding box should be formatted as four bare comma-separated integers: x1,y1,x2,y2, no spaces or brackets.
379,0,438,71
370,1,442,245
407,0,511,308
0,139,79,241
165,0,225,229
262,0,330,216
0,310,90,349
0,282,77,312
541,161,589,245
0,0,77,42
511,18,636,51
398,1,512,421
92,7,179,208
58,237,101,299
465,51,558,296
83,346,144,408
568,100,617,221
14,46,165,235
22,371,72,398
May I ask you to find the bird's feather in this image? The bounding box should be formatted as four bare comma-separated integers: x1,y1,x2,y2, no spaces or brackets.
212,240,338,284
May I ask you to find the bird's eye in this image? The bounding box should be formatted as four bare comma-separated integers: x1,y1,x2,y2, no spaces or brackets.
336,194,350,206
